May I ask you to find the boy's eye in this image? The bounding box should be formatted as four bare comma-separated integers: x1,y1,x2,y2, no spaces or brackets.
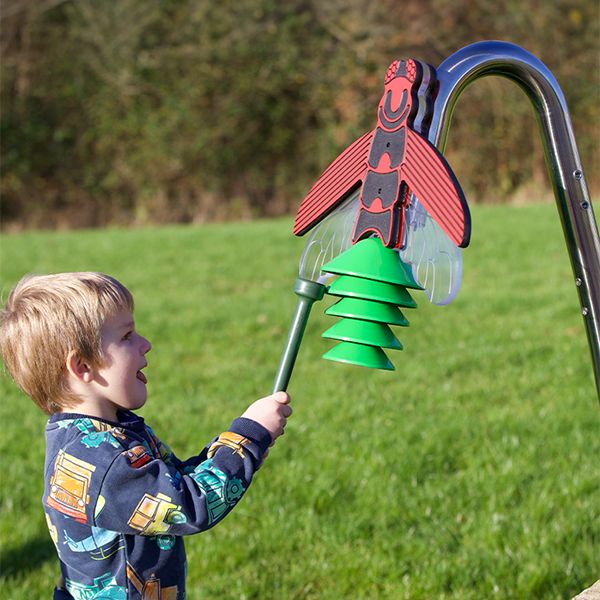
122,331,133,341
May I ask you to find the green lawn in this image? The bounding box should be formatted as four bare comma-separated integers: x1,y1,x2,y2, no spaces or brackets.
1,203,598,599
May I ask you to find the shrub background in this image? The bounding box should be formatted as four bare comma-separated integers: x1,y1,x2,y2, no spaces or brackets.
1,0,598,229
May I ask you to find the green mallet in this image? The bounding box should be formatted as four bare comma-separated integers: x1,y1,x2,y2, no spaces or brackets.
272,235,423,391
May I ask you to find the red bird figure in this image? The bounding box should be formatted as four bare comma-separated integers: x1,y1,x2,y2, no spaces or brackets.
294,59,470,249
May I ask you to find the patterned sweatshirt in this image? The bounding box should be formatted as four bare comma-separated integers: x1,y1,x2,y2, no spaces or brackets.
43,410,271,599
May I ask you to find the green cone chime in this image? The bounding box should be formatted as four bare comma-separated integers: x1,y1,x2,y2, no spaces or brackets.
320,237,422,370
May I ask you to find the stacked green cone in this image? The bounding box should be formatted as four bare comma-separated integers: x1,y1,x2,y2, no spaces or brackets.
320,237,422,370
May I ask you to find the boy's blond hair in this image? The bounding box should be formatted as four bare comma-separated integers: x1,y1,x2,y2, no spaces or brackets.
0,272,134,414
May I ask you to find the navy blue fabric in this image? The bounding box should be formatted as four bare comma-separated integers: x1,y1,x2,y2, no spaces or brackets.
43,410,270,599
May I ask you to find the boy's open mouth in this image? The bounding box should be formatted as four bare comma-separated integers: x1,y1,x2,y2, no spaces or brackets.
136,370,147,384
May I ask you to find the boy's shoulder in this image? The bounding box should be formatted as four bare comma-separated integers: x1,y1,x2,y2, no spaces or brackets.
49,415,133,448
44,412,165,471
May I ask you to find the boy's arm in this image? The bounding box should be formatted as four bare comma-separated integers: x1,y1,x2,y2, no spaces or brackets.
169,392,291,472
94,393,291,536
94,418,270,535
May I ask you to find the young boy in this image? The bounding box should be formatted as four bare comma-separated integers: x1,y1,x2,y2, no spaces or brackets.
0,272,292,599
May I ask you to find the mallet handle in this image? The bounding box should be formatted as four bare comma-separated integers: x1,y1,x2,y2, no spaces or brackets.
272,278,325,393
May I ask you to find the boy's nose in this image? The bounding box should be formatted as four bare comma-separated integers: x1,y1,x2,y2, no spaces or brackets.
141,336,152,354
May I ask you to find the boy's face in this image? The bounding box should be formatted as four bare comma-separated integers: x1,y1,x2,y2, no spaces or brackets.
93,309,152,416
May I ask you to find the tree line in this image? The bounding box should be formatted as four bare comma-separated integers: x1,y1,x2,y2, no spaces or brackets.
1,0,598,229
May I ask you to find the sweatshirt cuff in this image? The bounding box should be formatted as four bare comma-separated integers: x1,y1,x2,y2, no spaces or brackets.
229,417,272,455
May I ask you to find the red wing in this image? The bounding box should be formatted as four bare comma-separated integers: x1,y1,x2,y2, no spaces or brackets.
293,131,373,236
403,128,471,247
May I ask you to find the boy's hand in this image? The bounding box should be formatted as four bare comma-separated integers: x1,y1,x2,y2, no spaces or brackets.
241,392,292,443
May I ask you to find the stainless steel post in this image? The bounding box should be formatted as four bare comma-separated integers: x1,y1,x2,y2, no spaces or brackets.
430,41,600,400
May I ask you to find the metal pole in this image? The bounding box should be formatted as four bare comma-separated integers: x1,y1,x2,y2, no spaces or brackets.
430,41,600,400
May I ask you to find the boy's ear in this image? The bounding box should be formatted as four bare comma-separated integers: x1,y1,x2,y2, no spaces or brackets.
66,350,94,383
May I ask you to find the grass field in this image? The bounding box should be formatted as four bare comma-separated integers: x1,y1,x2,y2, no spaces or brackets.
0,203,598,599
